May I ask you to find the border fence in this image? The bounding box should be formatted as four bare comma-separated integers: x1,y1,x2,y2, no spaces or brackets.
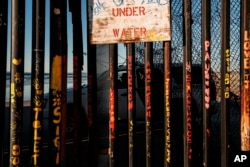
0,0,249,166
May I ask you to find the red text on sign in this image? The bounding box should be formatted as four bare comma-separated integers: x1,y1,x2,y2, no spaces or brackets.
113,27,146,40
112,6,145,17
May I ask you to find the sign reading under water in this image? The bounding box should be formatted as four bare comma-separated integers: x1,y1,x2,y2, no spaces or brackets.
88,0,171,44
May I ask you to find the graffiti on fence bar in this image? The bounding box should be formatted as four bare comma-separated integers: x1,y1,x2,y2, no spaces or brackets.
145,57,152,164
10,67,24,167
165,77,171,163
145,62,152,118
88,0,170,44
243,31,250,89
52,94,62,165
186,62,192,160
128,55,134,111
109,89,115,139
9,0,25,165
224,49,230,98
241,30,250,150
50,55,63,165
127,49,135,166
31,79,43,165
204,41,211,109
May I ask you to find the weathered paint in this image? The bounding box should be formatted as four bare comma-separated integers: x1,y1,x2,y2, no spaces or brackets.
51,56,62,91
88,0,171,44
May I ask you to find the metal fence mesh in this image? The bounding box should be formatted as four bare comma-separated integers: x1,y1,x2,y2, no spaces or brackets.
173,0,241,165
133,0,242,165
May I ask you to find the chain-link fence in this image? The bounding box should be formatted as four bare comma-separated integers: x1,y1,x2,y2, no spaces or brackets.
133,0,242,166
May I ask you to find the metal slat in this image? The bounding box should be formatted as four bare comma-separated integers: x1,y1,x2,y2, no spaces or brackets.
202,0,211,166
183,0,193,166
30,0,45,166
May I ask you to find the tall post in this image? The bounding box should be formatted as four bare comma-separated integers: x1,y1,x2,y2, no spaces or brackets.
49,0,68,166
109,44,118,167
30,0,45,166
86,2,98,166
183,0,193,166
144,42,153,167
0,0,8,165
241,0,250,151
69,0,83,165
127,43,136,167
9,0,25,166
202,0,211,166
220,0,230,166
164,41,171,167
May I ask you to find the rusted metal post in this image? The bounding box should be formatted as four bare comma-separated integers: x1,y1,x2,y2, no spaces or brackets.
202,0,211,166
220,0,230,166
9,0,25,166
241,0,250,151
30,0,45,166
109,44,118,167
0,0,8,165
183,0,193,166
164,41,171,167
49,0,68,166
144,42,153,167
127,43,136,167
69,0,84,165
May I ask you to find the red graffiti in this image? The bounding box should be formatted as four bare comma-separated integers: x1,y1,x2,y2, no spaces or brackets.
128,55,133,110
109,89,115,138
186,62,192,160
146,62,152,118
244,31,250,89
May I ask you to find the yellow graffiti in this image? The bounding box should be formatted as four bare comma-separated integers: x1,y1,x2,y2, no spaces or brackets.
148,30,165,41
224,49,230,98
165,78,171,163
51,55,62,91
14,72,22,83
11,144,20,166
32,78,44,166
12,58,22,65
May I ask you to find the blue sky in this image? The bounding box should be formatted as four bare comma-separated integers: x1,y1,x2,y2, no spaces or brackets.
6,0,87,73
6,0,127,73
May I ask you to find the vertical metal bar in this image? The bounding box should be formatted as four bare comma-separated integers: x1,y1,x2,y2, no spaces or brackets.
69,0,83,165
164,41,171,167
220,0,230,166
202,0,211,166
144,42,153,167
0,0,8,165
30,0,45,166
109,44,118,167
49,0,68,166
127,43,135,167
87,46,97,167
241,0,250,151
9,0,25,166
60,1,68,166
183,0,192,166
86,1,97,165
